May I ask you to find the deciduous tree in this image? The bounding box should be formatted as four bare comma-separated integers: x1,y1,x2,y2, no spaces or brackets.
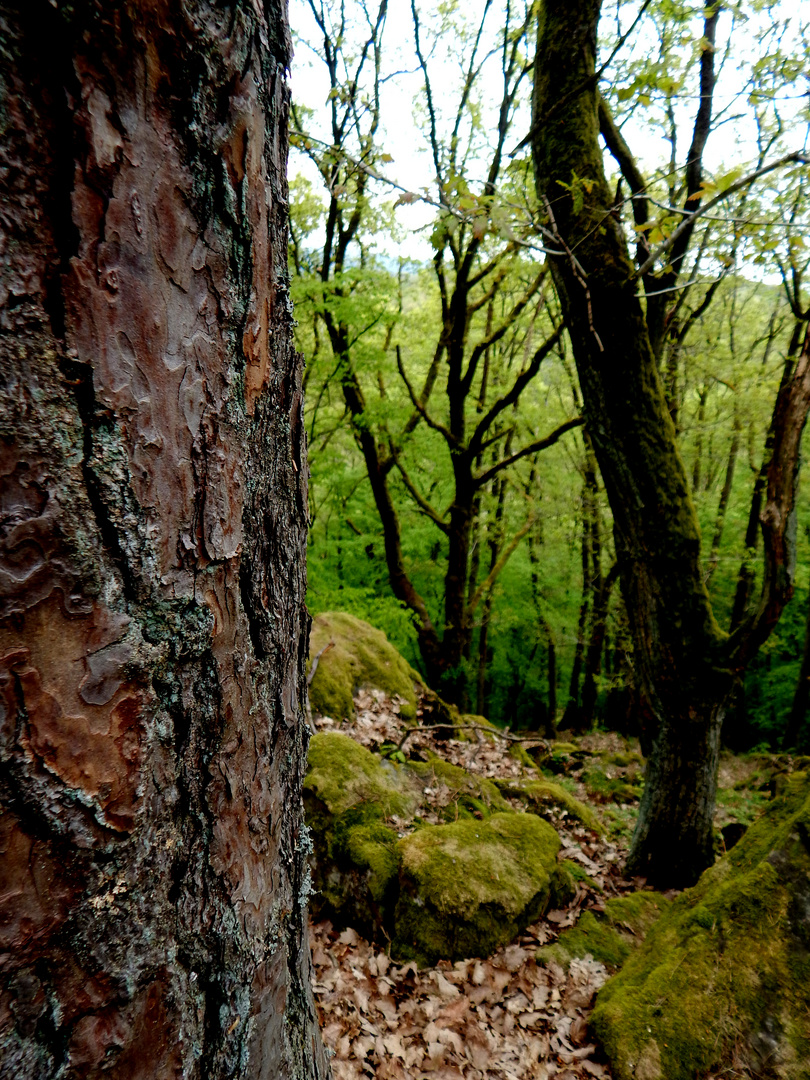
531,0,810,885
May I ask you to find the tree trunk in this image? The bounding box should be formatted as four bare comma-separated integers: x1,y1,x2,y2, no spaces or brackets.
631,698,725,883
532,0,732,885
0,3,329,1077
783,595,810,749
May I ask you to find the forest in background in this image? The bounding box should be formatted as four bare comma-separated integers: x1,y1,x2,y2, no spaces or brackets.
288,0,810,750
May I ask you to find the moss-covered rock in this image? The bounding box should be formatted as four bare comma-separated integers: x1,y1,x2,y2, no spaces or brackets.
407,752,510,814
496,777,603,833
591,773,810,1080
304,732,422,932
547,859,601,909
582,764,642,804
538,892,668,971
305,731,422,822
394,812,561,964
308,611,421,722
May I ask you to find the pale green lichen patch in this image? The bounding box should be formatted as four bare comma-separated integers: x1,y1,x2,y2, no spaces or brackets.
538,892,669,971
309,611,422,721
496,777,603,834
394,812,561,963
591,773,810,1080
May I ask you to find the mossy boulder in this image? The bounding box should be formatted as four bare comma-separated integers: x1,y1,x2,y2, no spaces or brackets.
497,777,603,833
304,732,421,931
305,731,422,822
582,764,642,804
591,773,810,1080
308,611,421,722
407,752,510,817
393,812,561,964
538,892,669,971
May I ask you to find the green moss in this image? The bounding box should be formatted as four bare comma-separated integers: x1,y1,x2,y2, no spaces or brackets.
603,750,644,770
539,892,669,973
406,752,510,812
591,773,810,1080
496,777,602,833
509,743,537,769
339,821,400,902
304,732,421,933
305,731,421,822
582,765,642,804
548,859,601,909
308,611,421,721
441,794,491,822
394,812,561,964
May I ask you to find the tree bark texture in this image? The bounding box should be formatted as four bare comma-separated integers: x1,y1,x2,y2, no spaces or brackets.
0,2,329,1077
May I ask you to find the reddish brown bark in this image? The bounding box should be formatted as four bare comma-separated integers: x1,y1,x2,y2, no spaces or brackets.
0,2,328,1077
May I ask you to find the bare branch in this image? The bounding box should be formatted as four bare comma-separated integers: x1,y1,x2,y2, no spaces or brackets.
635,152,809,281
475,415,584,488
389,441,450,533
461,268,547,395
395,345,457,446
468,508,535,614
469,324,564,456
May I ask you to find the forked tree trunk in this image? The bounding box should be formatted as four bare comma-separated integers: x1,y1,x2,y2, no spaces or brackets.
0,2,328,1076
532,0,734,886
532,0,810,887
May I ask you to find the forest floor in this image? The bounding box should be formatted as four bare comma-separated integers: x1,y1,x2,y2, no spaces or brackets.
308,691,773,1080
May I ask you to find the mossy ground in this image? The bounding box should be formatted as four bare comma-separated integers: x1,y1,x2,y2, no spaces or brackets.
496,776,602,833
394,812,561,964
538,892,669,971
407,751,510,816
581,764,642,805
309,611,421,721
591,773,810,1080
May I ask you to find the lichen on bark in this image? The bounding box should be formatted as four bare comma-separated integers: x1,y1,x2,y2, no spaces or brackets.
0,1,328,1076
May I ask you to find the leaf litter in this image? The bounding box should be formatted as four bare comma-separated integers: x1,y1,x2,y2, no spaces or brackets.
308,688,654,1079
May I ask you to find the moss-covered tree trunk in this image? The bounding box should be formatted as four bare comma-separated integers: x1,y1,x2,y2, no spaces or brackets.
532,0,810,887
531,0,733,886
0,2,329,1076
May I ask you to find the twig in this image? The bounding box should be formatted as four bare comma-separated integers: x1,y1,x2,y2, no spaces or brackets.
543,195,604,353
307,640,335,686
392,723,550,755
634,151,809,280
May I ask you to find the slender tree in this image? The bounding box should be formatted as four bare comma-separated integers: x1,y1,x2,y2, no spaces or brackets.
0,1,328,1074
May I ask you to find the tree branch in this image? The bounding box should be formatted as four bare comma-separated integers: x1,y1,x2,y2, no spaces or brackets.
395,345,457,446
389,441,450,534
729,322,810,666
475,415,584,488
469,325,564,457
468,508,535,614
635,152,809,281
